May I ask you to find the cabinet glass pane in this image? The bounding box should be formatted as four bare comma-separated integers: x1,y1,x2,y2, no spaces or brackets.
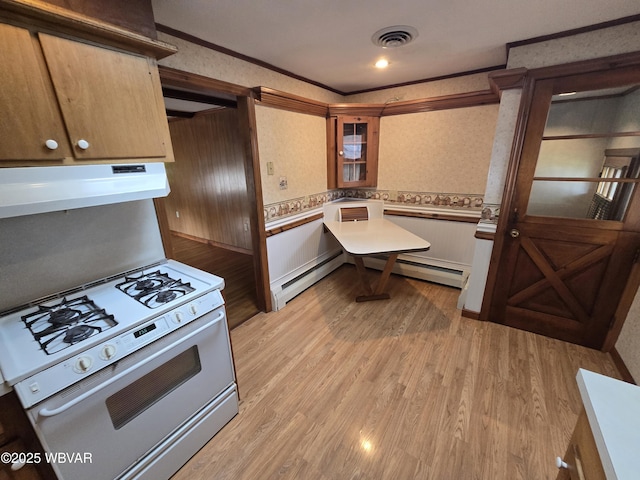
343,163,367,182
342,122,368,161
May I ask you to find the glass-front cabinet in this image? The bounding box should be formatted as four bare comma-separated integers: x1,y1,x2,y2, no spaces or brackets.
328,115,379,188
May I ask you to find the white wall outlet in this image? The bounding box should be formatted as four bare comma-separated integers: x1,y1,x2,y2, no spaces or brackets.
279,176,288,190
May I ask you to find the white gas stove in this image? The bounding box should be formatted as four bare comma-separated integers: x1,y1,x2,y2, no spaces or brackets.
0,259,238,480
0,259,223,405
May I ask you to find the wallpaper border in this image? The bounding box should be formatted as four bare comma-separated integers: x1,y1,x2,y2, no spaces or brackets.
264,189,485,222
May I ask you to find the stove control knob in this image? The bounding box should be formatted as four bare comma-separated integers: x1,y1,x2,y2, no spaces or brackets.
189,304,198,315
74,356,93,374
100,344,117,360
174,311,184,323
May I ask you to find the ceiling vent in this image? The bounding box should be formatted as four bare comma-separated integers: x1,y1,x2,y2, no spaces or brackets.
372,25,419,48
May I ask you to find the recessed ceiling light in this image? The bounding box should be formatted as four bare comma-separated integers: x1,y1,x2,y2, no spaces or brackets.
375,59,389,69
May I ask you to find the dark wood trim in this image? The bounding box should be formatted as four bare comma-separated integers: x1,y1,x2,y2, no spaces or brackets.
265,213,324,237
489,51,640,98
237,94,272,312
609,347,637,384
480,75,538,321
488,68,529,94
380,90,499,116
170,230,253,255
384,209,480,223
158,65,251,98
328,104,386,117
254,87,328,117
475,231,495,241
507,14,640,53
345,64,505,96
255,88,500,118
162,87,237,109
461,309,481,320
528,50,640,83
153,198,174,259
155,23,343,96
0,0,177,58
542,131,640,141
326,117,337,189
165,109,194,118
602,260,640,352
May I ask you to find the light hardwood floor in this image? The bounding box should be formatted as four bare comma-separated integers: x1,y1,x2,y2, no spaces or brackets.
170,233,259,329
172,265,621,480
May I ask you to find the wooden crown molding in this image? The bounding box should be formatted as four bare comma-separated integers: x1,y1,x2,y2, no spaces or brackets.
380,90,499,116
488,68,528,95
254,87,328,116
0,0,177,58
488,51,640,97
328,103,385,117
255,87,500,118
159,65,251,98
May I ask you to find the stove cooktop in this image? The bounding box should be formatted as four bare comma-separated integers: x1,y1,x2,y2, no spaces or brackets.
0,260,224,386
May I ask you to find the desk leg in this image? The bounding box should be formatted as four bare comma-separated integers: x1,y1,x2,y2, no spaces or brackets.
354,253,398,302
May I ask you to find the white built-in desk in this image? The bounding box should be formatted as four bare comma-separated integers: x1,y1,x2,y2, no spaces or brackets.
323,200,431,301
323,218,431,256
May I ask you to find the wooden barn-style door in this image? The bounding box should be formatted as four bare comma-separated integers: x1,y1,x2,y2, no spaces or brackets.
489,63,640,350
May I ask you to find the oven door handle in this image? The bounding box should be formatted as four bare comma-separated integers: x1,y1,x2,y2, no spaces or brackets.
37,310,225,419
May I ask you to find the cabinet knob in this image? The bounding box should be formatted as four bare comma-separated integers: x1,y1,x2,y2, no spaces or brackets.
556,457,568,469
510,229,520,238
339,150,344,156
45,139,59,150
77,139,90,150
11,459,26,471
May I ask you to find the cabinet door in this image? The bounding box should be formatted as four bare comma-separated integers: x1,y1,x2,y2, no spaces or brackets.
336,116,379,188
0,24,71,161
39,33,167,160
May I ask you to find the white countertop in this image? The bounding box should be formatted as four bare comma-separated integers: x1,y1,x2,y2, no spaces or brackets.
576,369,640,480
324,218,431,256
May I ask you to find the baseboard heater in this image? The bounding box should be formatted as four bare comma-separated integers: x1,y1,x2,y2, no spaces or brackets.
351,255,469,289
271,250,345,310
270,250,469,310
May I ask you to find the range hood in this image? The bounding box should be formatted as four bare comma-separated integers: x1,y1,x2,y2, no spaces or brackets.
0,163,170,219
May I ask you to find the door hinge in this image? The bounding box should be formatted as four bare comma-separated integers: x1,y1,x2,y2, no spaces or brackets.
608,315,617,331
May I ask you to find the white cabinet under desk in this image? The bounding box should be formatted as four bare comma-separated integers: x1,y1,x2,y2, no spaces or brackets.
557,369,640,480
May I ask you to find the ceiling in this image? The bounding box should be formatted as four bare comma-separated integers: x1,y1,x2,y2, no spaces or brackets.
151,0,640,95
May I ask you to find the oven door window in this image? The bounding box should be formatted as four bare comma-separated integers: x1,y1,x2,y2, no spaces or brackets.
106,346,201,429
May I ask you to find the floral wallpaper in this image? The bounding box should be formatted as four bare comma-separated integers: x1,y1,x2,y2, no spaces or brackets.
377,106,499,194
255,106,328,205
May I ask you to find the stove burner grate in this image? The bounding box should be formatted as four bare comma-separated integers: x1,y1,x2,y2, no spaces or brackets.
115,270,195,308
22,296,117,355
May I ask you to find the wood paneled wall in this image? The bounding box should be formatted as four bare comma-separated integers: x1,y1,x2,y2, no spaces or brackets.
165,109,253,251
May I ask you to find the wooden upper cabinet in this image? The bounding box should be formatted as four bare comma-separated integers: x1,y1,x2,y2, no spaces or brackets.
39,32,167,160
327,115,380,188
0,23,72,161
0,23,173,165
